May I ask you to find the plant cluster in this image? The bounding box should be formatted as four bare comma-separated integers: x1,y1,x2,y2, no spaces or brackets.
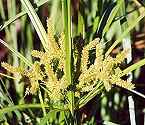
1,19,135,105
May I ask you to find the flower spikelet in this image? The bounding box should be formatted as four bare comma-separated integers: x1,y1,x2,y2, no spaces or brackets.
45,63,57,82
81,38,99,72
115,49,130,64
24,62,43,94
46,75,67,101
81,48,89,72
77,39,135,93
31,50,51,65
111,74,135,90
46,80,62,101
95,39,103,63
58,32,65,69
79,65,96,87
1,62,23,74
31,50,45,59
47,18,60,55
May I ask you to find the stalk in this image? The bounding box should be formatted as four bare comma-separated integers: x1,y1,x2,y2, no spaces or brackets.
0,0,50,31
105,10,145,56
62,0,74,123
7,0,21,99
118,1,136,124
38,90,47,117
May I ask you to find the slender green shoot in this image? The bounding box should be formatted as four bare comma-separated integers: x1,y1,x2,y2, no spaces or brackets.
102,0,124,36
20,0,48,51
0,39,32,66
0,73,19,80
106,10,145,56
122,58,145,76
0,0,50,31
62,0,74,119
38,90,47,117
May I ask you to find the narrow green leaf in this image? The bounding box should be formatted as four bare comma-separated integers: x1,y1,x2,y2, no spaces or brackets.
102,0,124,36
62,0,72,86
106,10,145,56
0,0,50,31
0,73,18,79
62,0,74,116
122,58,145,76
38,90,46,117
0,39,32,66
20,0,48,51
0,104,49,115
77,12,84,36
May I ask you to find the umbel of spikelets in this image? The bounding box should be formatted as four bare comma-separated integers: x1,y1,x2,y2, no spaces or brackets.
1,19,135,102
1,19,67,101
77,38,135,93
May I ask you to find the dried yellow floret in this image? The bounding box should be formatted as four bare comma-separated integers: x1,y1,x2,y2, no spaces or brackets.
77,40,135,93
1,18,135,102
115,49,130,64
111,74,135,90
47,18,60,55
1,62,23,74
81,38,100,72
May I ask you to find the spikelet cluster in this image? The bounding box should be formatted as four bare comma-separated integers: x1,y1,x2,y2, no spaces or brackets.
1,62,24,74
1,19,67,101
1,19,135,102
30,19,67,100
23,62,43,94
77,38,135,93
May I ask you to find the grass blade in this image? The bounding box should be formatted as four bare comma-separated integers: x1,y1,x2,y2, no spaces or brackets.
38,90,46,117
62,0,74,117
0,73,18,79
0,0,50,31
0,104,49,116
0,39,32,66
20,0,48,51
106,10,145,56
102,0,124,36
122,58,145,76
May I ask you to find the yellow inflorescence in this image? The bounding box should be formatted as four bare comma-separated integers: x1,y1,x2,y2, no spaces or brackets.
1,19,67,101
115,49,130,64
24,62,43,94
1,19,135,102
1,62,24,74
81,38,99,72
47,18,61,55
77,40,135,93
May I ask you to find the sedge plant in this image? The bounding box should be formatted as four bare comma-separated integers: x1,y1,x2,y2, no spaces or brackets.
0,0,145,124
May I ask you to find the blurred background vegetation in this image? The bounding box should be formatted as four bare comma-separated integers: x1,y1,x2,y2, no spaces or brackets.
0,0,145,124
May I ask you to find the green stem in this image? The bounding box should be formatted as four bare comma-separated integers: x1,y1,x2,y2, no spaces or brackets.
62,0,74,123
122,58,145,76
105,10,145,56
0,73,19,79
20,0,48,51
38,90,46,117
0,104,49,115
0,0,50,31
